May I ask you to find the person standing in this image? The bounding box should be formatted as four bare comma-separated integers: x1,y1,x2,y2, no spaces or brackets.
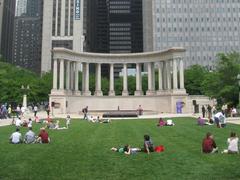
46,106,50,118
207,105,212,119
9,128,22,144
66,115,71,128
34,105,38,117
202,105,206,118
82,106,88,120
7,105,12,118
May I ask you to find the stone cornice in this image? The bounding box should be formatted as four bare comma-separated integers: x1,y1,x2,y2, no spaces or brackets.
52,47,186,64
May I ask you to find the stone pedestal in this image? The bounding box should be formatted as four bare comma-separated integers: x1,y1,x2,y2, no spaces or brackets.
134,90,143,96
94,90,103,96
82,91,91,96
108,90,115,96
122,90,129,96
146,90,156,96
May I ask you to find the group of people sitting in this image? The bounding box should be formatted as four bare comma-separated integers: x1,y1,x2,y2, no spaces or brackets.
202,132,239,154
111,134,163,155
197,111,227,128
9,127,50,144
46,115,71,130
157,118,175,127
88,115,111,123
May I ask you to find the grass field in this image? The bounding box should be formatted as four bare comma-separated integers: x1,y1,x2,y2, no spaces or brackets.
0,117,240,180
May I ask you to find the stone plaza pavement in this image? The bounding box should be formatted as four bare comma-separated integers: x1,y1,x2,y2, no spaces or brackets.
0,111,240,127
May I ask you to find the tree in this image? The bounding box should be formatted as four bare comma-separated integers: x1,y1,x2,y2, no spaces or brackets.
184,65,208,95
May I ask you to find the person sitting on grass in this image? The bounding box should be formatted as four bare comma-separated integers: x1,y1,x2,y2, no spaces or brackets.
202,132,218,153
143,134,154,154
166,119,175,126
197,117,205,126
9,128,22,144
222,132,239,154
24,127,36,144
54,120,67,130
111,144,141,155
157,118,166,127
36,127,50,144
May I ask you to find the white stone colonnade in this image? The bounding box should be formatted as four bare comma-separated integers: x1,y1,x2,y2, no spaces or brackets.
51,47,186,96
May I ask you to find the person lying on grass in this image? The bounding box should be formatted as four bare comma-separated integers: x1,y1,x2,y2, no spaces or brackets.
202,132,218,153
222,132,239,154
111,144,141,155
143,134,154,154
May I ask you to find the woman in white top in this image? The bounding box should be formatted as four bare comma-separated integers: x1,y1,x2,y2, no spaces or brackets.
222,132,239,154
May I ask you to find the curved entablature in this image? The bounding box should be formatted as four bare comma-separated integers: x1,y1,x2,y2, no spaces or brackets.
52,47,186,64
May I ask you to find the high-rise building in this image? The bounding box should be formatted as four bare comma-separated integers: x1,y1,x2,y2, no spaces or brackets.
0,0,4,52
15,0,27,17
12,0,43,73
86,0,143,77
143,0,240,70
0,0,16,61
41,0,85,73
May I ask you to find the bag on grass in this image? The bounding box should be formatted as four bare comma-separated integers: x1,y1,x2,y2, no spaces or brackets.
155,145,165,153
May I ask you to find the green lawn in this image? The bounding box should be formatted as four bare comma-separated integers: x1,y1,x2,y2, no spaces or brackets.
0,118,240,180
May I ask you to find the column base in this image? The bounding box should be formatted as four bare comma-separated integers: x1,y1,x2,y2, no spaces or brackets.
134,90,143,96
108,90,115,96
82,91,91,96
171,89,187,94
51,89,67,95
146,90,156,96
74,90,81,96
122,90,129,96
94,90,103,96
156,90,164,95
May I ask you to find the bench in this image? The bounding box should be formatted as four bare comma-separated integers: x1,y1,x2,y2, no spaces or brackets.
102,110,138,118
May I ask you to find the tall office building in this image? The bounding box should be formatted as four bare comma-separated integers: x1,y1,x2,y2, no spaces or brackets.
15,0,27,16
41,0,85,73
143,0,240,69
0,0,16,61
86,0,143,77
12,0,43,73
0,0,4,52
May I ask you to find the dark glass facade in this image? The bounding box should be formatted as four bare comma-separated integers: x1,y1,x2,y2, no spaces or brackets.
0,0,16,61
86,0,143,77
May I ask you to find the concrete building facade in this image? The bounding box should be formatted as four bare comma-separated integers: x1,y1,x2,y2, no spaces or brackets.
143,0,240,70
41,0,85,73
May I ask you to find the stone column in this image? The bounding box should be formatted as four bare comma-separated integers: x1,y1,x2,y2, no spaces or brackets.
157,62,163,94
82,62,85,93
179,58,185,89
94,63,103,96
108,63,115,96
122,63,129,96
53,59,58,90
166,61,171,90
162,61,167,90
74,62,81,95
134,63,143,96
83,62,91,96
173,59,178,89
152,62,155,91
66,61,70,91
146,62,155,95
59,59,65,90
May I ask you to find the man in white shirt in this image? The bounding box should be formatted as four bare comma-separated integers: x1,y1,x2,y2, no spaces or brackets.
15,118,22,127
214,111,226,128
24,127,36,144
9,128,22,144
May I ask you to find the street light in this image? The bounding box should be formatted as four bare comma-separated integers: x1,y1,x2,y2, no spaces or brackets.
21,85,30,108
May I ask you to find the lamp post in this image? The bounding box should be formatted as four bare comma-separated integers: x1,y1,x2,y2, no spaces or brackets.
237,74,240,107
21,85,30,108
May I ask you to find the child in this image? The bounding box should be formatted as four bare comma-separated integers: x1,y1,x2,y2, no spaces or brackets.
222,132,239,154
157,118,166,127
66,115,71,128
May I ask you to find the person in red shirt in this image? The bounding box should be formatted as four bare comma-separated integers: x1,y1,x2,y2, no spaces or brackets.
36,127,50,143
202,132,218,153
